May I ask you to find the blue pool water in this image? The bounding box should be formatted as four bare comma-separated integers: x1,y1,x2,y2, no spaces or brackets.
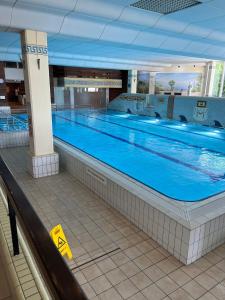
17,110,225,202
0,115,28,131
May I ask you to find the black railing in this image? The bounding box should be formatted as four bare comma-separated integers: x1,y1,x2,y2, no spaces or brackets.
0,156,88,300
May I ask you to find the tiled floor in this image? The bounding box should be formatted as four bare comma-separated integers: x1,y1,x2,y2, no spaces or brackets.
1,147,225,300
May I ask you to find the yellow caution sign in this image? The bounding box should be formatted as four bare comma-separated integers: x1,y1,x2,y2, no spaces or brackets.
50,224,73,260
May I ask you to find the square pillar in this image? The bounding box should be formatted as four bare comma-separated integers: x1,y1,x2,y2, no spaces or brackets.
127,70,137,94
204,61,216,97
21,30,59,178
149,72,156,95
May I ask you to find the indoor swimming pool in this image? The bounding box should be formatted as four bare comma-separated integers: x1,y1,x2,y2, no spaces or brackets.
47,109,225,202
0,114,28,131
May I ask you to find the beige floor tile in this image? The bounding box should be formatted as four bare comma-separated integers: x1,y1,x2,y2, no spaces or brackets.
142,283,166,300
169,269,191,286
169,288,194,300
181,265,202,278
195,273,217,290
213,246,225,259
19,274,34,285
157,247,171,258
156,257,178,274
98,287,122,300
210,283,225,300
183,280,206,299
216,259,225,272
118,226,136,237
204,251,222,265
17,268,31,278
97,258,117,273
145,249,165,264
155,276,179,294
90,275,112,295
15,263,30,272
128,292,147,300
136,240,154,254
144,265,165,283
21,279,36,291
198,292,218,300
24,286,39,298
193,257,212,272
26,293,42,300
82,264,102,281
82,282,96,299
74,271,87,285
116,278,139,299
106,268,127,286
133,255,153,270
120,261,140,278
130,272,152,290
111,252,130,266
124,246,142,260
206,265,225,283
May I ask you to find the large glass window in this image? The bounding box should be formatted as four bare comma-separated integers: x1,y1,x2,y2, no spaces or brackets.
212,62,225,97
137,71,150,94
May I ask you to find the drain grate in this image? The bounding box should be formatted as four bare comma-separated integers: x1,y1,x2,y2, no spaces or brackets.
130,0,202,15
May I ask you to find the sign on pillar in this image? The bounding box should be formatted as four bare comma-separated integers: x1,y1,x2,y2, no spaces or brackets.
21,30,59,178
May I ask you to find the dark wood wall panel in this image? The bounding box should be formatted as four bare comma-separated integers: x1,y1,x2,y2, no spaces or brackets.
109,70,128,101
52,66,128,101
52,66,125,80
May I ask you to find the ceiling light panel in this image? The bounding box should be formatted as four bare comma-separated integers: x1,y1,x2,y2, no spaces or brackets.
130,0,202,15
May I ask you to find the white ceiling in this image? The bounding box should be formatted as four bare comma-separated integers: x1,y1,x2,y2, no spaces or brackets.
1,0,225,69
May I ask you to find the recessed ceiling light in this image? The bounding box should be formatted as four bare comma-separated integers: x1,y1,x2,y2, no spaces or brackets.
131,0,202,15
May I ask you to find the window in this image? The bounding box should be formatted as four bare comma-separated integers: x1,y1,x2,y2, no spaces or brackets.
5,61,17,68
212,62,225,97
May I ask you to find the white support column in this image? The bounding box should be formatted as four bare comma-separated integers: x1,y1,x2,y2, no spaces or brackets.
127,70,137,94
70,87,75,108
219,62,225,97
204,61,216,97
149,72,156,95
21,30,59,178
106,88,109,106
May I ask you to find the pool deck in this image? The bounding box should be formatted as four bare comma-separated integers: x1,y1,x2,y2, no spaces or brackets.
54,138,225,265
2,147,225,299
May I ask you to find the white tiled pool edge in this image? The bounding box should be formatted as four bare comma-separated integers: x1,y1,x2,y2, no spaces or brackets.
55,139,225,265
0,131,29,148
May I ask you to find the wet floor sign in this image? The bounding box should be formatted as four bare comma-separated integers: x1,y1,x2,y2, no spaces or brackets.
50,224,73,260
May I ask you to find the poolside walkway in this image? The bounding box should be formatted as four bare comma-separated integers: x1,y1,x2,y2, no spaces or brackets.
1,147,225,300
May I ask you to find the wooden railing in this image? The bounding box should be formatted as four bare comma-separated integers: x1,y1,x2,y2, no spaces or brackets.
0,156,88,300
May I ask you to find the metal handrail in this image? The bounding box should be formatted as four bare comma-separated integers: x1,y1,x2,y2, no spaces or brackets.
0,156,88,300
52,104,94,111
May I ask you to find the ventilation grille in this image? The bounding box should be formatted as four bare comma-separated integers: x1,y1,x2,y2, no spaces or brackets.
130,0,201,15
86,168,107,185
